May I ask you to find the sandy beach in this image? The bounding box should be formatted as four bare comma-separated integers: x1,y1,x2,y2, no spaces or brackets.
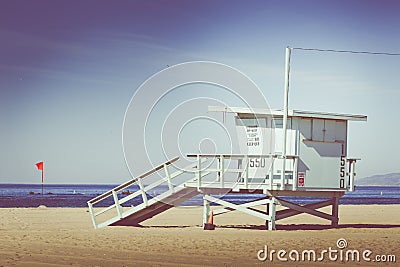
0,205,399,266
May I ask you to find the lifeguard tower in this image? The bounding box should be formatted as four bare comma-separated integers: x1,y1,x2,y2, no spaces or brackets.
88,48,367,230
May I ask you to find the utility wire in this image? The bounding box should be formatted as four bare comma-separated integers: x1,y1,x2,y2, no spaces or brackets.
291,47,400,56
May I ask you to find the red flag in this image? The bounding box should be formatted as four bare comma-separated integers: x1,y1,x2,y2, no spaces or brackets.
36,162,43,171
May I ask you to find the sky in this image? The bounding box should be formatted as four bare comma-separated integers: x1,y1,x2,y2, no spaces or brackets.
0,0,399,184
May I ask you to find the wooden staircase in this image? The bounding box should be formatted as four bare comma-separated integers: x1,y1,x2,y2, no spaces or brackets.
87,157,207,228
111,187,199,226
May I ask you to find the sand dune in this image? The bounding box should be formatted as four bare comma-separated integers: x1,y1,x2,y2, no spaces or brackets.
0,205,399,266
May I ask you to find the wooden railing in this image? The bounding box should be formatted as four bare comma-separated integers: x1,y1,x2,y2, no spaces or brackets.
186,154,299,190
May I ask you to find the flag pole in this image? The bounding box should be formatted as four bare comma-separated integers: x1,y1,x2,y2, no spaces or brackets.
42,167,44,195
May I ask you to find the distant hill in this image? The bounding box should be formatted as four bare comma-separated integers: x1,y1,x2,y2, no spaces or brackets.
356,173,400,186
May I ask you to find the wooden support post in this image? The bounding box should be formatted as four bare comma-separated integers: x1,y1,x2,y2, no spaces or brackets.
331,196,339,227
244,155,249,189
269,157,274,190
87,202,98,229
268,196,276,230
197,155,201,188
137,178,148,206
203,195,210,227
292,157,298,191
164,164,174,193
217,157,221,182
112,190,123,219
265,200,270,228
220,155,224,188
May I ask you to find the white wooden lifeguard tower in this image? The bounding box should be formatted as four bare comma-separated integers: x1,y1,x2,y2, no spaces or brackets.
88,48,367,230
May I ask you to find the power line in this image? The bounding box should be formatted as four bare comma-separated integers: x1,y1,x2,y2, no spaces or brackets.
291,47,400,56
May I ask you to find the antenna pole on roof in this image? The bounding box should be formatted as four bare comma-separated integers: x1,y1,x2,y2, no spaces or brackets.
280,47,291,190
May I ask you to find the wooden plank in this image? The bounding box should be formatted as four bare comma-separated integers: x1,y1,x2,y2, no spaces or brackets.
213,198,270,215
204,195,270,221
266,190,344,197
275,198,334,221
137,156,180,180
275,199,333,220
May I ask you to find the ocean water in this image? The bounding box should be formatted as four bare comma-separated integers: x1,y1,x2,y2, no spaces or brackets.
0,184,399,208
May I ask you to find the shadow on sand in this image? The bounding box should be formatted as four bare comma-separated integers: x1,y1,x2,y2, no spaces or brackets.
128,225,201,229
116,223,400,230
218,224,400,231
